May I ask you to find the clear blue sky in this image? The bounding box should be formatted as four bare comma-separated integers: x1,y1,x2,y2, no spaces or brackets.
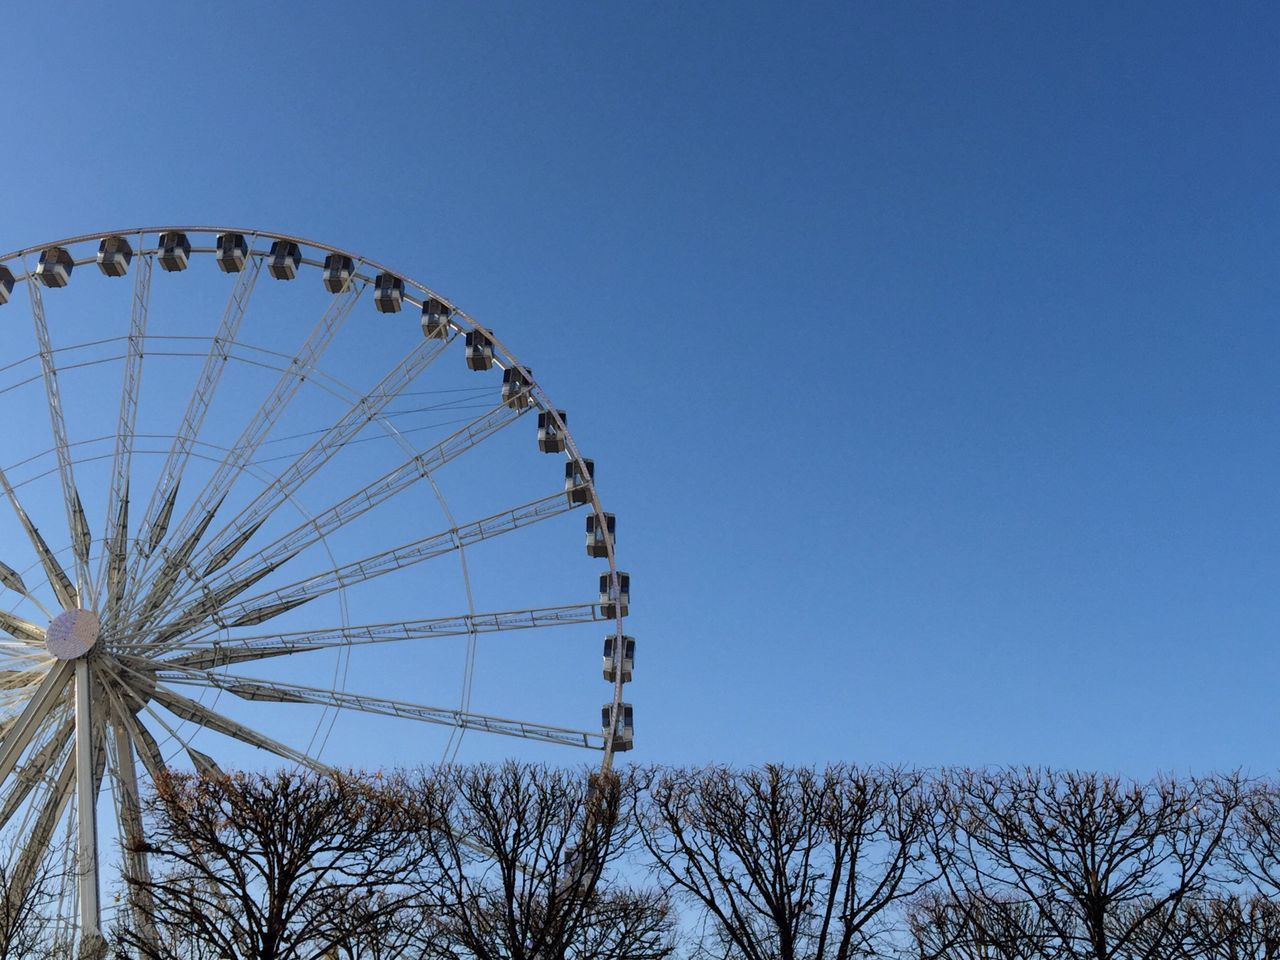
2,2,1278,774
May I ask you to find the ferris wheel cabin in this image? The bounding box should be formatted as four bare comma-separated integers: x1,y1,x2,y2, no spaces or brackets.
565,458,594,505
501,366,533,409
96,236,133,277
323,253,354,293
586,512,615,558
374,273,404,313
421,297,450,338
601,703,634,751
268,240,302,280
465,330,494,370
36,247,74,287
603,635,634,683
158,231,191,272
537,410,567,453
0,266,14,305
599,571,629,619
216,232,249,272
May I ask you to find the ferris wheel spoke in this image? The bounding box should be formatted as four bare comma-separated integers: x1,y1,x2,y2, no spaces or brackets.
157,279,367,589
25,276,94,600
128,256,263,591
104,658,224,777
98,248,152,619
159,602,606,669
0,667,48,690
108,702,166,786
0,661,72,785
0,466,78,610
127,498,228,639
4,748,74,918
105,714,160,951
0,562,54,621
117,550,299,655
149,398,529,630
159,669,606,750
0,713,73,835
211,397,525,580
170,332,458,590
118,331,456,637
143,699,221,778
142,489,581,652
0,610,45,646
150,684,331,773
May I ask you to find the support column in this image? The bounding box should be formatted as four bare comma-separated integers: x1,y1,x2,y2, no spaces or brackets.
74,657,100,943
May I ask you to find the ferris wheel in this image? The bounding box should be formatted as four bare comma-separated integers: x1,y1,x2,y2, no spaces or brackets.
0,227,634,947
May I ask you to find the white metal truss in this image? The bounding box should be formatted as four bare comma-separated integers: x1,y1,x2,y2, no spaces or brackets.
140,398,528,636
73,658,99,942
129,489,581,653
158,667,605,750
100,247,152,620
142,279,367,618
0,466,76,610
122,329,456,638
26,276,93,604
128,255,262,582
158,602,605,668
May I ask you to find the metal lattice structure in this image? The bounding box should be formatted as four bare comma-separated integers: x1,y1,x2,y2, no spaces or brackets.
0,228,633,947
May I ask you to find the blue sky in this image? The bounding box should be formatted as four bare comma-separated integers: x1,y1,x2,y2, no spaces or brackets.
2,3,1279,774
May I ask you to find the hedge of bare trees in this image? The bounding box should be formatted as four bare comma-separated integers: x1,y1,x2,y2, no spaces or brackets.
75,764,1280,959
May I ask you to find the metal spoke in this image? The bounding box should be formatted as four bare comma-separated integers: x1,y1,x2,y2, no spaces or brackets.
146,331,457,604
105,659,223,777
152,279,366,603
154,399,527,627
132,489,580,651
99,246,152,619
0,667,48,690
106,715,158,950
4,748,74,925
0,465,77,610
0,661,72,784
161,602,605,669
150,684,331,772
0,562,53,620
103,693,166,786
121,330,456,637
26,274,93,601
127,255,262,589
0,712,72,834
159,668,605,750
0,610,45,646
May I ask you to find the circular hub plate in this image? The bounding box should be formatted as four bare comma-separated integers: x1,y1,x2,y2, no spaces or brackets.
46,609,100,660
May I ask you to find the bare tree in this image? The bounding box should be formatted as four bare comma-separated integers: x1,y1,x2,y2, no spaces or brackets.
325,897,428,960
110,769,431,960
1146,895,1280,960
408,762,675,960
564,888,676,960
907,892,1051,960
1226,780,1280,899
936,769,1242,960
639,764,936,960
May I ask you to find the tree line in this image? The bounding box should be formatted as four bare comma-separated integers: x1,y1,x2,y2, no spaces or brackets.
3,764,1277,959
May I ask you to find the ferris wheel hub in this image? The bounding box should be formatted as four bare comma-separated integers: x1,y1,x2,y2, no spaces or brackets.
46,608,100,660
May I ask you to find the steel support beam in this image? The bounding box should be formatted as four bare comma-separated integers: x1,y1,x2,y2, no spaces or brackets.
74,657,100,942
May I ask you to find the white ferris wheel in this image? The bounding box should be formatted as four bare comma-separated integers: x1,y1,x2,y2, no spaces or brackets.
0,228,634,946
